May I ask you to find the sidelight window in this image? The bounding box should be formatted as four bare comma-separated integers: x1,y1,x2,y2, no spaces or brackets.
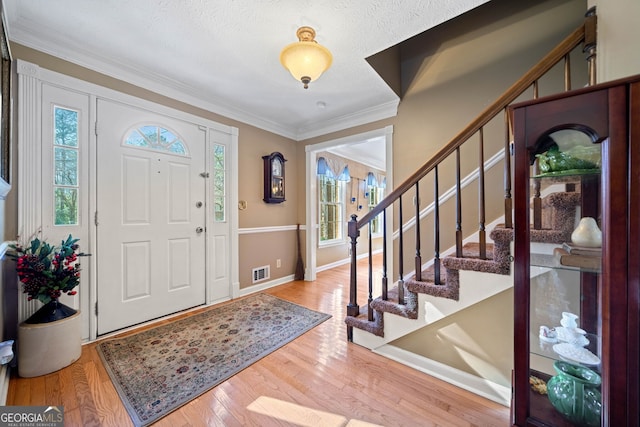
53,106,80,225
212,144,226,222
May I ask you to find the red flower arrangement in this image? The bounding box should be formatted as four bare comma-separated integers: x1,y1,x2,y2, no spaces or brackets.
7,235,89,305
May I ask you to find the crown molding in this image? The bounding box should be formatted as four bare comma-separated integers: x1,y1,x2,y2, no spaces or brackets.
294,99,399,141
10,27,398,141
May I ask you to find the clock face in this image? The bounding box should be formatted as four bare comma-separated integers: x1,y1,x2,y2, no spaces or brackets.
272,158,282,176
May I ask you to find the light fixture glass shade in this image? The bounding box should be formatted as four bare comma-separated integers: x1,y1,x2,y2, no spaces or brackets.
280,26,332,89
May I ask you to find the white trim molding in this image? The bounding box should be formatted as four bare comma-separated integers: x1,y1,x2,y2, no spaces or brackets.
238,224,305,235
305,125,394,283
16,60,44,323
16,61,42,245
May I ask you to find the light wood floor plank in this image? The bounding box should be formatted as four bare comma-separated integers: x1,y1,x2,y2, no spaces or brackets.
7,260,510,426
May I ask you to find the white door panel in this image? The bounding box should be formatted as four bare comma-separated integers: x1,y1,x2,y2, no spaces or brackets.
97,99,206,334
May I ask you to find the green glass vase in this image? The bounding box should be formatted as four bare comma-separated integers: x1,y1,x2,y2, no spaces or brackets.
547,360,602,426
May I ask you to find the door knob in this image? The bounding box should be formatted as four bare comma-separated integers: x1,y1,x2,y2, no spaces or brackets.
196,227,204,234
196,201,203,208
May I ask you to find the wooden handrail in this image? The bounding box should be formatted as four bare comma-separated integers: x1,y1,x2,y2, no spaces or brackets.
355,24,589,230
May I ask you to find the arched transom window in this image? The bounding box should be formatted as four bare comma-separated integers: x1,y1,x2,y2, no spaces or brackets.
123,125,188,156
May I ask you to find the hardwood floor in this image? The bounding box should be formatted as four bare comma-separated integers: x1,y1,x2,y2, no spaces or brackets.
7,261,510,426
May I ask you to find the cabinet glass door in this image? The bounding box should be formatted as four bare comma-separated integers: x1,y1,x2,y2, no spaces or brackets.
527,129,602,426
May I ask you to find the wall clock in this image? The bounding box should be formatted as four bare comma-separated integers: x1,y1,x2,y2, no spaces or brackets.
263,152,286,203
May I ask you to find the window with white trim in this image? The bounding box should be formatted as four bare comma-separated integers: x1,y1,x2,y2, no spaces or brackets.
53,106,80,225
123,125,188,155
319,174,344,244
367,185,384,235
212,143,226,222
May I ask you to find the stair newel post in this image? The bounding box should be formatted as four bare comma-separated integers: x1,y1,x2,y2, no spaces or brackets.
347,214,360,320
434,165,441,285
367,222,374,321
398,195,405,305
414,182,422,281
478,127,487,260
455,147,463,257
381,209,389,302
504,108,513,229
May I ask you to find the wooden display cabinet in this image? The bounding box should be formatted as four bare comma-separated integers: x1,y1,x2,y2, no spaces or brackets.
510,76,640,426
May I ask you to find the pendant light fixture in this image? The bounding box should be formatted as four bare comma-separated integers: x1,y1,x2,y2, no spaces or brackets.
280,26,333,89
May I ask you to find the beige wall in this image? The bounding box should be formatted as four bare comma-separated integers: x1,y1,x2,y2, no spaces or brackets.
235,126,301,289
592,0,640,82
391,289,514,387
238,126,298,229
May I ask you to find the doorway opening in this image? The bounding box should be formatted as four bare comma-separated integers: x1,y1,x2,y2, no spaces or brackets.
304,126,393,281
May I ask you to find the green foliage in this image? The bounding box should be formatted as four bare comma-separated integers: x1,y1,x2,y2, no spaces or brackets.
536,144,601,173
7,235,89,304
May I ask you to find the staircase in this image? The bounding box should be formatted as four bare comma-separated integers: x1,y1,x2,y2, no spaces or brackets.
343,10,597,402
346,190,581,338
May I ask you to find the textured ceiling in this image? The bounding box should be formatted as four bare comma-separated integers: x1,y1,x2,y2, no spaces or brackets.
3,0,489,141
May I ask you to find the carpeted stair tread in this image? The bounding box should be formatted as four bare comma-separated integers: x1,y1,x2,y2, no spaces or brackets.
405,262,459,301
530,228,572,244
442,239,510,275
370,285,419,319
344,305,384,337
537,191,581,243
450,242,496,260
345,285,421,336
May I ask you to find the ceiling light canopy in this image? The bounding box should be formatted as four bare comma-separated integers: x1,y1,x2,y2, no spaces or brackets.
280,26,332,89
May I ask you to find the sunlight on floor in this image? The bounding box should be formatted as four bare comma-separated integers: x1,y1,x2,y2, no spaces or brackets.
247,396,384,427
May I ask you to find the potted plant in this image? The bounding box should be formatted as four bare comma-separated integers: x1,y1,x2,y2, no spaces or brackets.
7,234,89,377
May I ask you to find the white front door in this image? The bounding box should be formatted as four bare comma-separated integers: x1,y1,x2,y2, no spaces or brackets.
96,99,207,334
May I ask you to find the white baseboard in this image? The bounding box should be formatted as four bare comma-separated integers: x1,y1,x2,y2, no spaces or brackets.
317,248,383,273
374,344,511,407
239,274,296,296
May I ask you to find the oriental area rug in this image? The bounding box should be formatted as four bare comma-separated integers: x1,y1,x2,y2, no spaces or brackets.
97,293,331,427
